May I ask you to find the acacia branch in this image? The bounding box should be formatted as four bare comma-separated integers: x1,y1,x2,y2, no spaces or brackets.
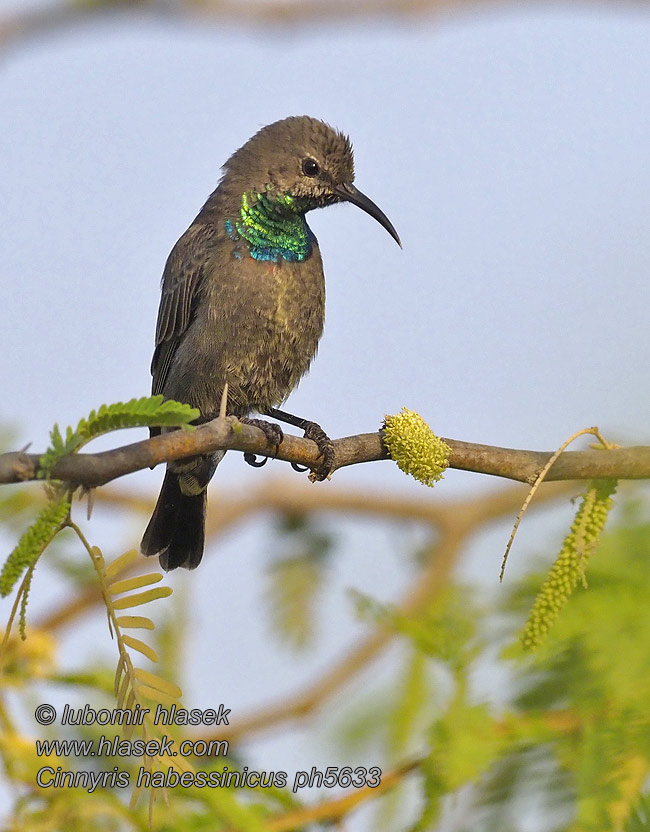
1,416,649,487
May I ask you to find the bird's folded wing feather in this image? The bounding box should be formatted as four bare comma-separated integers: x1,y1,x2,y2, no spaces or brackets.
151,223,218,396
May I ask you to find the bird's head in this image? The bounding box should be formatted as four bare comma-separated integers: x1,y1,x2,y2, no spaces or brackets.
223,115,401,246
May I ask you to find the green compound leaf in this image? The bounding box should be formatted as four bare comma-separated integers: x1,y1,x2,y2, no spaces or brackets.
383,408,451,487
39,396,200,479
0,496,70,597
522,478,618,650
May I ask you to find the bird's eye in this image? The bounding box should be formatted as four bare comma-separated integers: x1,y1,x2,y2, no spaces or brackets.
301,158,320,177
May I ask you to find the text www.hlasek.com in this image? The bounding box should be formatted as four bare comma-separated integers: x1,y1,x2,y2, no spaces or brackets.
34,703,382,793
35,734,227,760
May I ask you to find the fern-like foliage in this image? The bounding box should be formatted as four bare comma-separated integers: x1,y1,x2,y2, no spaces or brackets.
89,546,190,811
350,583,488,832
0,495,70,598
39,395,199,478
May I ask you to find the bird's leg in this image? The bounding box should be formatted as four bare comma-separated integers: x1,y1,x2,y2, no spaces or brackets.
241,417,284,468
265,408,335,481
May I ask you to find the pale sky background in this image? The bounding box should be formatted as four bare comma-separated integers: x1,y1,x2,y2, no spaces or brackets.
1,2,649,828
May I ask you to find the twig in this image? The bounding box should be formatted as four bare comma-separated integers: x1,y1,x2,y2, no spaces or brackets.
499,426,613,581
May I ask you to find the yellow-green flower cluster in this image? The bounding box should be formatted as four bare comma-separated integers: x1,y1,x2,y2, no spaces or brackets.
0,496,70,597
522,478,617,650
383,408,451,487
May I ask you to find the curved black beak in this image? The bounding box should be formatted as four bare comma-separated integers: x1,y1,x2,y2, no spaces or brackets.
334,182,401,248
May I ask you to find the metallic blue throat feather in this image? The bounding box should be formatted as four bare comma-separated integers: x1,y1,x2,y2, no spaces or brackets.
225,192,312,262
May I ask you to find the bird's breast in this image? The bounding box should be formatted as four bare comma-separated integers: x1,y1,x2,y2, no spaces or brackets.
255,255,325,356
199,244,326,413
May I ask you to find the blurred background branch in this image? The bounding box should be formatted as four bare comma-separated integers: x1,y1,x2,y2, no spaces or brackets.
2,0,649,50
0,0,493,50
30,477,576,746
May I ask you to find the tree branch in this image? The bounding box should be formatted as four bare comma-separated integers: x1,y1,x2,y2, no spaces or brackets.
0,0,495,51
1,416,649,487
2,0,648,52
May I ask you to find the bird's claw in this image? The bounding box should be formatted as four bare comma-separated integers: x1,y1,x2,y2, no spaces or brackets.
302,421,335,482
244,452,268,468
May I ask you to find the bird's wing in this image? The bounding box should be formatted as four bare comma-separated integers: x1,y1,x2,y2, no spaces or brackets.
151,222,217,397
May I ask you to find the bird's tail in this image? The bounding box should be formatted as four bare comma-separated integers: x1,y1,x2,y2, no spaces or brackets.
141,470,207,571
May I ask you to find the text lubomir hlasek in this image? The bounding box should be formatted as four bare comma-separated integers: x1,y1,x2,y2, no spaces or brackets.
59,703,230,726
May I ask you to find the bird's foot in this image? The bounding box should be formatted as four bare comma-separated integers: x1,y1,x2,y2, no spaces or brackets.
242,418,284,468
302,421,335,482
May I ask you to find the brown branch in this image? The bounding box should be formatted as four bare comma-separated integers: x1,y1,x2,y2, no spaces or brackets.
1,416,649,488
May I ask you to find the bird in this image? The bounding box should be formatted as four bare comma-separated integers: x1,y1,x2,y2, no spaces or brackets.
141,115,400,571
